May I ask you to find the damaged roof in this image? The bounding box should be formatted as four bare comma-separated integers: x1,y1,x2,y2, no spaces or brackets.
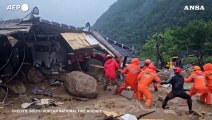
61,33,91,50
105,39,136,57
110,44,134,57
0,11,134,58
0,19,32,35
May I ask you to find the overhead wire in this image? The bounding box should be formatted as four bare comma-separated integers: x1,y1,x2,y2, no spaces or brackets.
5,45,26,84
0,50,14,71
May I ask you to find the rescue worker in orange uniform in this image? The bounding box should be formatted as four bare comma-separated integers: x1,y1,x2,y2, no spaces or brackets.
185,66,211,105
142,59,154,71
137,65,161,107
203,63,212,93
142,59,158,91
117,58,141,98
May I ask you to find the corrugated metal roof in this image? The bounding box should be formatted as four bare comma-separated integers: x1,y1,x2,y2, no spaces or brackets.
84,33,99,46
61,33,91,50
110,44,133,57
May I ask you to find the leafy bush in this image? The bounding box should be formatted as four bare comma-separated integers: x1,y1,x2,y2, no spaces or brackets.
182,57,198,65
204,56,212,63
140,20,212,65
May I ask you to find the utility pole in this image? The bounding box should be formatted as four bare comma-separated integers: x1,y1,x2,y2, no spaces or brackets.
155,34,164,69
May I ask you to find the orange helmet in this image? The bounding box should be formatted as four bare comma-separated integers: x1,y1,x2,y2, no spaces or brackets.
193,66,201,71
131,58,140,65
145,59,151,64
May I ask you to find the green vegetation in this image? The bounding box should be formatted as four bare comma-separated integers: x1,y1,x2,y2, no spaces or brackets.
181,57,198,65
205,56,212,63
140,20,212,63
94,0,212,48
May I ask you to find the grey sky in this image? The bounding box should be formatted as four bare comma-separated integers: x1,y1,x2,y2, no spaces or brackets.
0,0,116,26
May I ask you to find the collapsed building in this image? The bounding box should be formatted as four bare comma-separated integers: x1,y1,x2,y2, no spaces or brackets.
0,7,136,84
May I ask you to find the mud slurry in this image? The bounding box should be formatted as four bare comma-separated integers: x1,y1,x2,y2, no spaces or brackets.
0,82,212,120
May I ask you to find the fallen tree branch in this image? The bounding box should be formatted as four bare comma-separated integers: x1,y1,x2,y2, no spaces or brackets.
137,111,155,119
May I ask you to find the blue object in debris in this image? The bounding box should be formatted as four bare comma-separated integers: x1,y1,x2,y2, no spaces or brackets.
32,89,53,96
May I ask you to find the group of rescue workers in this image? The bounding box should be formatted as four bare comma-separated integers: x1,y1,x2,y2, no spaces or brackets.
103,54,212,114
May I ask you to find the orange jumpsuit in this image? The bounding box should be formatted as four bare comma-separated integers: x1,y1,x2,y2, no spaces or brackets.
204,63,212,93
142,63,158,91
185,71,211,104
117,58,141,98
137,68,161,107
142,63,155,71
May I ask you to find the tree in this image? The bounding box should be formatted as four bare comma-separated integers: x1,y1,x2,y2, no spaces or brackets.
140,20,212,65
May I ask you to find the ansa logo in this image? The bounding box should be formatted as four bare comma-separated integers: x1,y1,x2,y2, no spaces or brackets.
184,5,205,11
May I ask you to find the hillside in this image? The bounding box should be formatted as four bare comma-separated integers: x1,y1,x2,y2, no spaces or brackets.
93,0,212,48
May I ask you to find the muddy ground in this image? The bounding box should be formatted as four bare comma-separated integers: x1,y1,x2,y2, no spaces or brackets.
0,74,212,120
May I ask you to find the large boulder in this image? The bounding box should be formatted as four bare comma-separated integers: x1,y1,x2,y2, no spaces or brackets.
65,71,98,99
